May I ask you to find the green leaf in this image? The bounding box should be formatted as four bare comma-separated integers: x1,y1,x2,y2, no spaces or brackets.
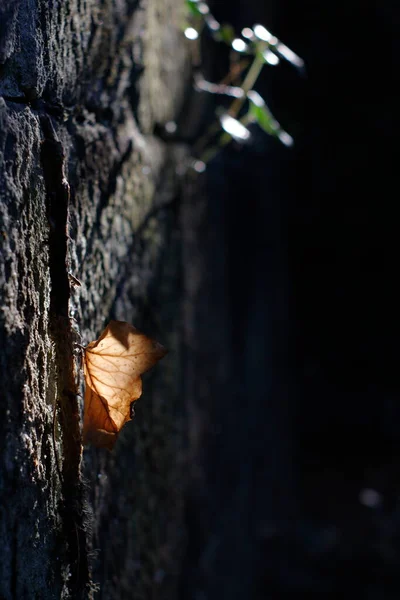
247,92,278,135
247,91,294,146
186,0,204,18
218,23,235,44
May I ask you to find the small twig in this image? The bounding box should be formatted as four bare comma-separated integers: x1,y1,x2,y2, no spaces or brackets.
220,59,250,85
194,74,244,99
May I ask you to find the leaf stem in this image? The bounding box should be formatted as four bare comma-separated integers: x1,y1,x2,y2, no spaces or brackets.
228,52,265,117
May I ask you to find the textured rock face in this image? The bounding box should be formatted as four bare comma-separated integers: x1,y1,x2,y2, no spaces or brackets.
0,1,188,598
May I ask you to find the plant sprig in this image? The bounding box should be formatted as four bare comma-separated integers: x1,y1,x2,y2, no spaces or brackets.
183,0,305,170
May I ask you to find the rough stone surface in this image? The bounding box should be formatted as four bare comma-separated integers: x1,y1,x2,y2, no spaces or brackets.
0,1,188,598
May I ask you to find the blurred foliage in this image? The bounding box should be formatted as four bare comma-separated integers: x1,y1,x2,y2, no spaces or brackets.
183,0,305,168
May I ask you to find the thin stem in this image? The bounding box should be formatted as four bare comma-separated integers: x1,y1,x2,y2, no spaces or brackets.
228,52,265,117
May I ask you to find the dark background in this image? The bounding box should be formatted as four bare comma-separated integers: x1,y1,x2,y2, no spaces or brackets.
181,1,400,598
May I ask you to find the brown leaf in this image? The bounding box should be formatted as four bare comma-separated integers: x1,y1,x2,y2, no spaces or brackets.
83,320,167,449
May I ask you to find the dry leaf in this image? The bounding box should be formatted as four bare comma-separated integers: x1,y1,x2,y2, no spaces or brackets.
83,320,167,449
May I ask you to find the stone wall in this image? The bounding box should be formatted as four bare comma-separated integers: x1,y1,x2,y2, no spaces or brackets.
0,1,188,597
